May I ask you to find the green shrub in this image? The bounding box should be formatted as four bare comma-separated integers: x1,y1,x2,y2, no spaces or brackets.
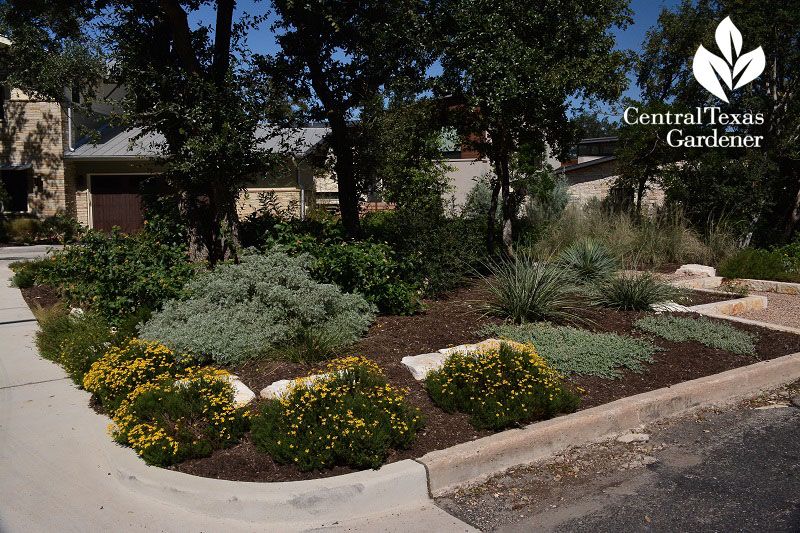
110,369,248,466
39,213,84,244
482,323,657,379
590,272,678,311
251,356,422,471
483,254,581,323
558,239,618,283
9,259,50,289
140,252,376,365
426,341,579,430
718,248,800,283
21,229,195,320
635,315,757,355
35,308,128,384
5,217,42,244
82,339,188,410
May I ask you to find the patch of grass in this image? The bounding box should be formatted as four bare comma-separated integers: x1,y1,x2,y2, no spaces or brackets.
590,272,678,311
481,323,657,379
483,253,581,324
634,315,757,355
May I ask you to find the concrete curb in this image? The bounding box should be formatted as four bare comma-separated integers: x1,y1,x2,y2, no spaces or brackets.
418,352,800,496
114,457,430,524
688,294,768,316
700,312,800,336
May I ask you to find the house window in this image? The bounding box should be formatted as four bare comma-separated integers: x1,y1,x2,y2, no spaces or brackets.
0,167,31,212
439,127,462,159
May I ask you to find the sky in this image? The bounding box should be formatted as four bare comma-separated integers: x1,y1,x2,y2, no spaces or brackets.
190,0,685,114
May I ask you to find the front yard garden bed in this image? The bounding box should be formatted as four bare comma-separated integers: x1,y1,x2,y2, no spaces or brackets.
17,271,800,483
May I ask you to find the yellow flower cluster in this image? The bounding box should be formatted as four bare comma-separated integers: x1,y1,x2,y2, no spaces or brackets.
254,356,422,471
426,341,578,430
82,339,179,408
110,367,247,466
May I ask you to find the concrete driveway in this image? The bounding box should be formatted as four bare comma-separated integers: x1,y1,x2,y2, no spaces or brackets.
0,246,472,532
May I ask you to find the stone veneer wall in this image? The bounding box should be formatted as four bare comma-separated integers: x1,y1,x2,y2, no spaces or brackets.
0,96,70,217
237,188,302,218
567,175,665,213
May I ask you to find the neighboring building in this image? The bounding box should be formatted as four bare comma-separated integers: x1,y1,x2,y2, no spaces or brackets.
557,136,664,211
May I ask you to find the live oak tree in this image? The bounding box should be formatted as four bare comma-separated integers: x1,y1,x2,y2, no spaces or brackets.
437,0,631,256
1,0,277,264
635,0,800,243
260,0,436,237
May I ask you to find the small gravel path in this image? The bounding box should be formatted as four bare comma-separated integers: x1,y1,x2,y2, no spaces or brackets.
739,291,800,329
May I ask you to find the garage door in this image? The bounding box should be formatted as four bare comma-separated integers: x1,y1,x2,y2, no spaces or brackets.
90,175,147,233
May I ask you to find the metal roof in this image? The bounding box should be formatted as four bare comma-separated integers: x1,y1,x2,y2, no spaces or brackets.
66,125,330,160
557,155,617,174
578,136,619,144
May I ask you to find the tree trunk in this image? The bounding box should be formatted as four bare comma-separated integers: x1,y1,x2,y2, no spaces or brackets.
499,153,514,259
486,176,501,255
635,176,646,215
329,116,361,238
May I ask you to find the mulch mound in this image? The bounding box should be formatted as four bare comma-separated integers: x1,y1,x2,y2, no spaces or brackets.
20,285,62,312
174,284,800,482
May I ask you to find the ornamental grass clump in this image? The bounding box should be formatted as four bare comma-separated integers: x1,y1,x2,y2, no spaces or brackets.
635,315,757,355
110,368,249,466
251,356,423,471
425,341,579,430
558,239,618,283
590,271,678,311
483,253,581,324
82,339,189,410
139,252,376,365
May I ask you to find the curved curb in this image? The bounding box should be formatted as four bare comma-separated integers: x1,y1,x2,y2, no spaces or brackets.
418,352,800,496
114,457,430,524
689,294,767,316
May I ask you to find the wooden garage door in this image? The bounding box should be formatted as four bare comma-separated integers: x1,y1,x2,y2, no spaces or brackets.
91,175,147,233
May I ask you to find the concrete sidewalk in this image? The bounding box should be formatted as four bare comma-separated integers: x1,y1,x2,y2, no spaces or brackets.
0,248,472,532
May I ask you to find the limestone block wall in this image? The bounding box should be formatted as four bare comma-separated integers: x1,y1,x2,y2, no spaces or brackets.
237,188,302,218
567,176,665,213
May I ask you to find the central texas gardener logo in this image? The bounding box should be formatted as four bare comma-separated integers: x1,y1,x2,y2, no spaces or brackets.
693,16,766,103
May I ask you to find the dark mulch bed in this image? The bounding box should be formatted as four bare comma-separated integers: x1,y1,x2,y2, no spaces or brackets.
20,285,62,312
174,283,800,483
679,289,739,306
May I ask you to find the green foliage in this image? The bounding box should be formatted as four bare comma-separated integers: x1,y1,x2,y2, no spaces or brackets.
140,252,376,365
531,205,735,268
362,208,488,295
483,323,657,379
558,239,618,283
40,213,84,244
34,308,129,384
251,357,422,471
10,259,48,289
22,230,195,321
425,341,579,430
635,315,757,355
718,248,800,283
483,254,581,324
4,218,42,245
590,272,678,311
110,370,249,466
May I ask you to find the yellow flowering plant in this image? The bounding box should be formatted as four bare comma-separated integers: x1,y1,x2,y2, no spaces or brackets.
425,341,579,430
251,356,423,471
82,339,188,410
110,368,249,466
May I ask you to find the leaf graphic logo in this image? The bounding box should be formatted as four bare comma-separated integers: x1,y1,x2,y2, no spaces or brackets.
693,17,766,103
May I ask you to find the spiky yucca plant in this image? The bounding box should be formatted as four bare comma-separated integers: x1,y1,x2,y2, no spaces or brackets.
558,238,618,283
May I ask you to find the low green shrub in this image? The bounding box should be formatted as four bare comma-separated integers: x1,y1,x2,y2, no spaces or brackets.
82,339,189,411
558,239,618,283
425,341,579,430
590,272,678,311
251,356,423,471
4,217,42,244
110,368,248,466
483,254,581,323
718,248,800,283
19,229,195,320
482,323,657,378
140,252,376,365
9,259,49,289
35,308,130,384
635,315,757,355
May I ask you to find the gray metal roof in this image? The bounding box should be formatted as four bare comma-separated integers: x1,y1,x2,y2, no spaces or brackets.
66,125,330,160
